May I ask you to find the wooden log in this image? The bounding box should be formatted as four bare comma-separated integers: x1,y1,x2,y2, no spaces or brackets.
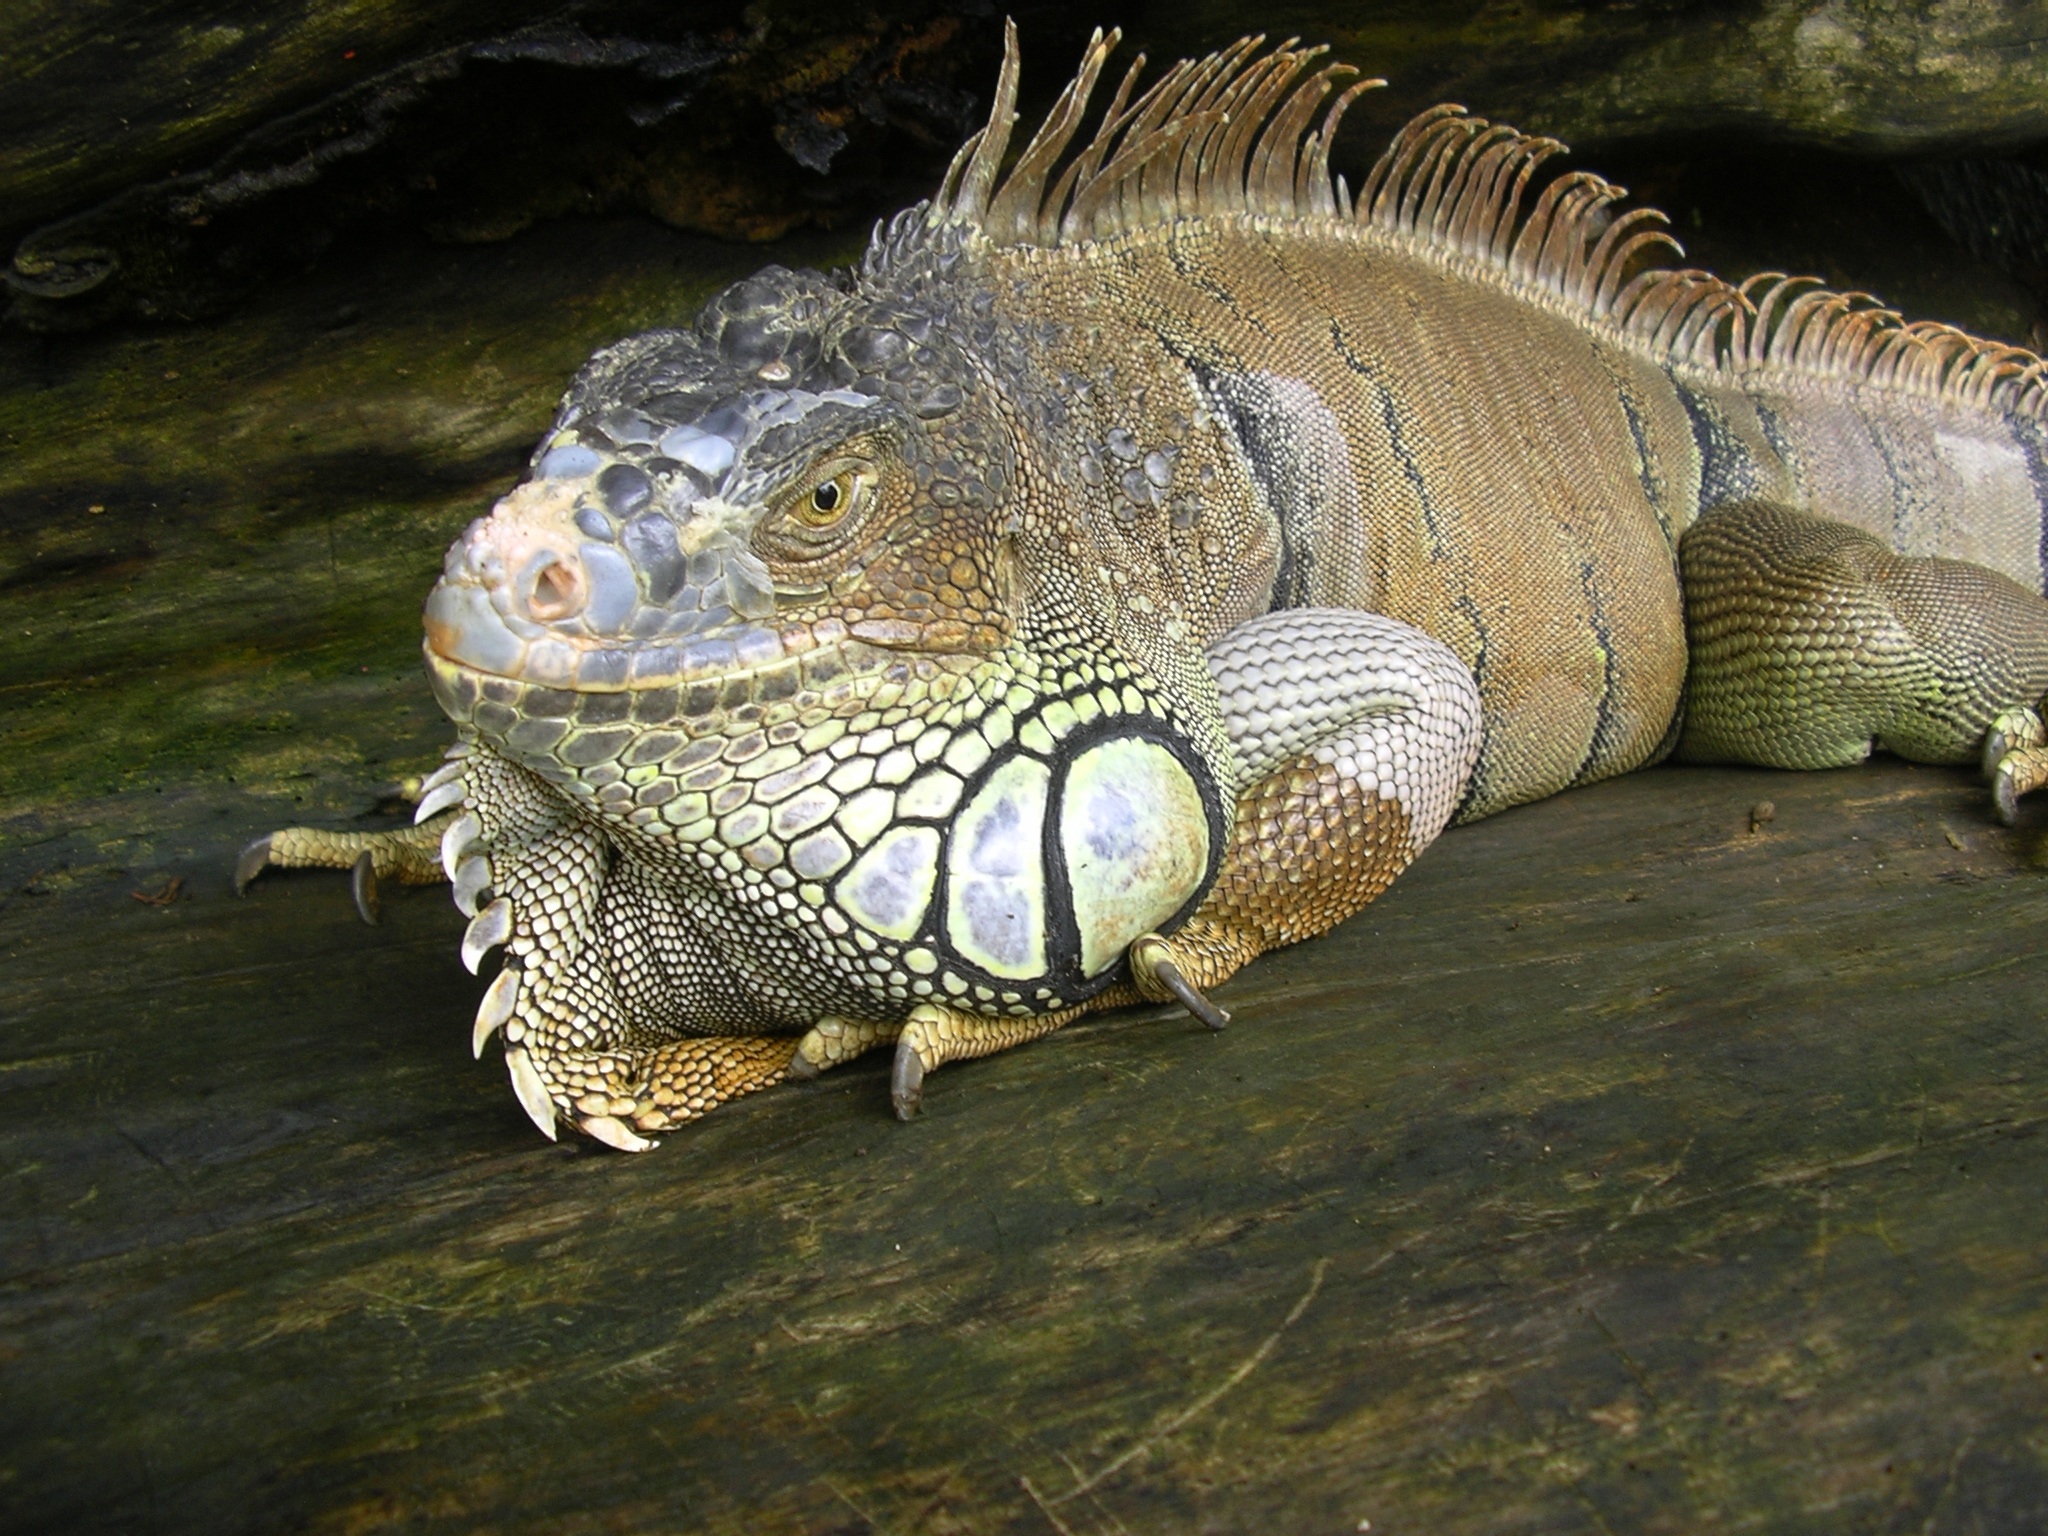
3,757,2044,1531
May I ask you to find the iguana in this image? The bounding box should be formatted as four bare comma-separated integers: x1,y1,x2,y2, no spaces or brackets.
238,26,2048,1151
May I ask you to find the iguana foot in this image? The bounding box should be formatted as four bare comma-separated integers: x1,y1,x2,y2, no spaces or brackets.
789,1016,902,1079
233,811,456,923
1985,706,2048,825
890,1000,1085,1120
234,749,467,921
453,744,866,1147
491,1014,803,1151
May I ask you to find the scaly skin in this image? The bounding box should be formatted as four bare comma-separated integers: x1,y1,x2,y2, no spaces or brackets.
243,28,2048,1147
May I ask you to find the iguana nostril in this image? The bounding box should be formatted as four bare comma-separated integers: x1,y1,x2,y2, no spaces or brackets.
526,556,585,621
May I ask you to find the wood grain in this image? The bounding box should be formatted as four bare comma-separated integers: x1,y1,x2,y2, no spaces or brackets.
3,757,2043,1532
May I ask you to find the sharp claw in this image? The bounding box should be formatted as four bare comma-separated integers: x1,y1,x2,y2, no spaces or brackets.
473,963,520,1058
452,854,492,918
1984,707,2047,779
461,896,513,975
506,1047,559,1140
414,779,466,823
891,1037,926,1120
1129,933,1231,1029
579,1114,657,1152
1985,731,2015,782
350,851,382,925
233,835,272,895
1153,957,1231,1030
441,811,482,882
419,759,465,796
1994,763,2021,826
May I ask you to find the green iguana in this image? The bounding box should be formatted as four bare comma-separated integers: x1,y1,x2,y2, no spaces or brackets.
238,27,2048,1151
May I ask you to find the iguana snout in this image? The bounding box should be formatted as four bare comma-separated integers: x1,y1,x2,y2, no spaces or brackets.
423,441,784,698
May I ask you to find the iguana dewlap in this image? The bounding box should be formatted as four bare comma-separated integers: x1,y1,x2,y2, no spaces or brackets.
241,27,2048,1151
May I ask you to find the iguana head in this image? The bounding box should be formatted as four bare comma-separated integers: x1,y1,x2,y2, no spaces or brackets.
426,262,1013,719
421,254,1226,1031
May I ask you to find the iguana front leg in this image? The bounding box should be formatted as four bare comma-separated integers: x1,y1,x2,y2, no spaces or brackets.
1138,606,1484,990
234,746,476,921
883,609,1483,1116
454,745,808,1150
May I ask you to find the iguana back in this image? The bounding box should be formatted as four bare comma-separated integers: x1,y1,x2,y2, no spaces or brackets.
982,221,1693,816
946,37,2048,816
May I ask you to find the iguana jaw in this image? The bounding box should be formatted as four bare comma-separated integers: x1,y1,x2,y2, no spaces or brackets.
421,466,798,696
420,630,902,776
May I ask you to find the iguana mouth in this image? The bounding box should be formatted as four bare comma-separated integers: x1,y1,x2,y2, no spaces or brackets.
420,447,801,695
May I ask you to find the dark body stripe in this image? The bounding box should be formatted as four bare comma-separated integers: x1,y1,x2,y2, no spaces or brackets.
1670,373,1765,509
2006,412,2048,597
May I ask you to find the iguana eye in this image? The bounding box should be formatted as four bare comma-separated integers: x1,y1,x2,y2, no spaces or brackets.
799,469,865,526
756,453,885,568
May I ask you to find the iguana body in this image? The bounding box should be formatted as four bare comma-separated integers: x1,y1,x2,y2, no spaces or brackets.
243,29,2048,1150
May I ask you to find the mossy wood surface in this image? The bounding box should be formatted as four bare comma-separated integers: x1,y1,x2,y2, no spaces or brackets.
4,757,2046,1533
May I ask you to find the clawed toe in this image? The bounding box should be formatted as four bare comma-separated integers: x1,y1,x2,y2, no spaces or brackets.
883,1001,1078,1120
496,1034,804,1151
792,1015,899,1081
577,1114,659,1153
891,1036,927,1120
1985,708,2048,826
504,1045,559,1140
229,780,459,913
1990,745,2048,826
1152,953,1231,1029
233,835,273,895
1128,932,1232,1029
1982,706,2045,780
350,852,381,925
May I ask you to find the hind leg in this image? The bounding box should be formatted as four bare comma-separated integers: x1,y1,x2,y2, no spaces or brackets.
1678,500,2048,819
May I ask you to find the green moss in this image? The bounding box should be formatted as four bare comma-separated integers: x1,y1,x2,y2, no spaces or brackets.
0,218,869,822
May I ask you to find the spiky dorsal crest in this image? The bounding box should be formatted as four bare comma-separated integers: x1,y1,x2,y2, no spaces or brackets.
931,22,1374,248
904,23,2048,419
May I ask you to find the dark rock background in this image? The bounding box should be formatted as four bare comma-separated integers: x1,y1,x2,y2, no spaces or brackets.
13,1,2048,332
